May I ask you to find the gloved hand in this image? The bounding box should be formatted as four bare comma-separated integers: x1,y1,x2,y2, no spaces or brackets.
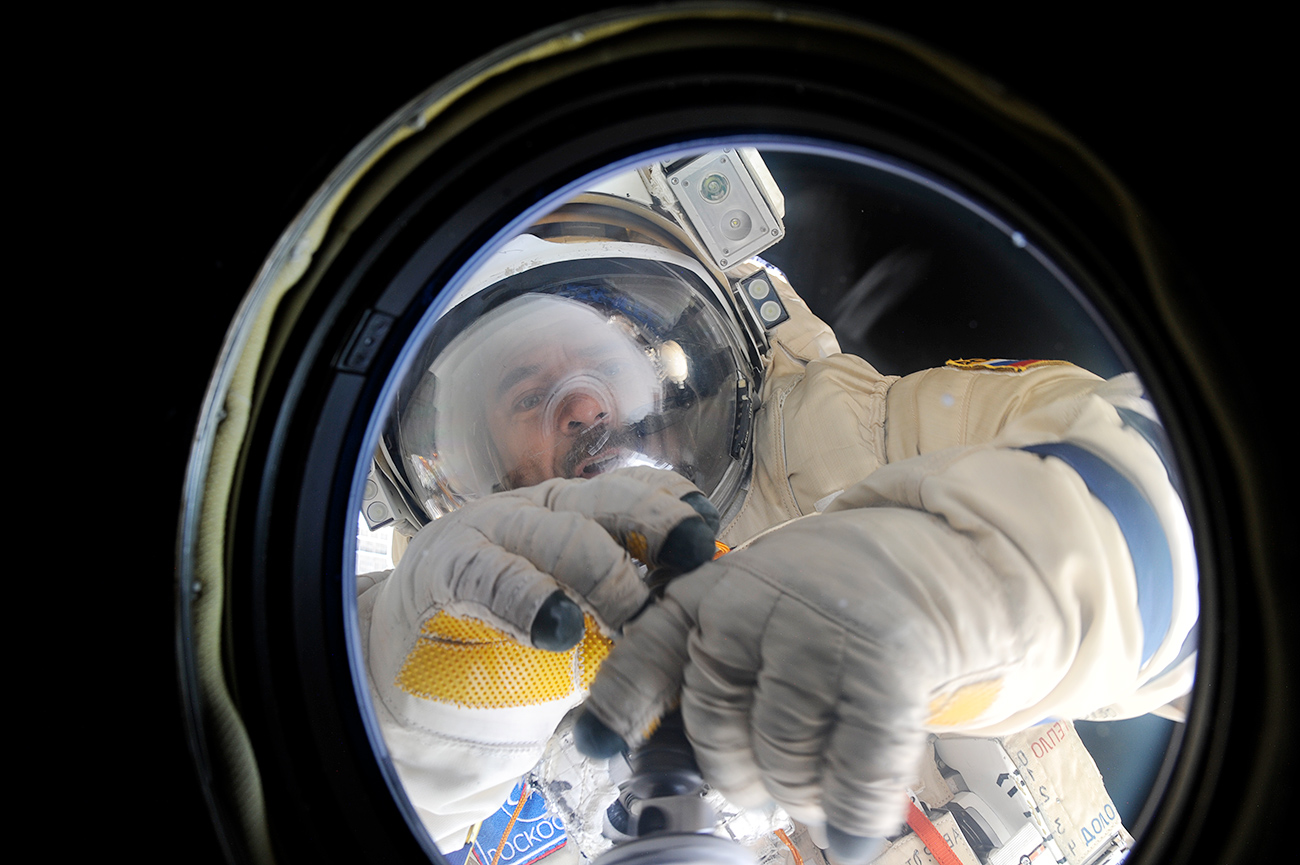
360,467,723,850
370,466,721,655
574,506,1030,864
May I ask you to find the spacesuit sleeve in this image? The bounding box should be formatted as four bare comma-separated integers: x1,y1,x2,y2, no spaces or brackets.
826,360,1197,731
357,567,607,850
354,469,712,850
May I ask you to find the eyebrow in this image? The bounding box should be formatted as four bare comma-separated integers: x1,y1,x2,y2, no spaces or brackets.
496,364,541,397
493,341,633,397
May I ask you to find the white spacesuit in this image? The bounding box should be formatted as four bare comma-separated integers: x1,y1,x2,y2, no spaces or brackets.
357,149,1197,862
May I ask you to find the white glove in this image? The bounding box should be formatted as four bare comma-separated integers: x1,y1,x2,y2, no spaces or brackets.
575,506,1029,864
369,466,720,656
362,467,721,849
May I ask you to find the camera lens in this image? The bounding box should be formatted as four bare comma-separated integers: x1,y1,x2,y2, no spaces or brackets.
700,172,730,202
721,209,751,240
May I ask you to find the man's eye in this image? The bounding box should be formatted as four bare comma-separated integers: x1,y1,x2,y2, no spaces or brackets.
514,392,544,412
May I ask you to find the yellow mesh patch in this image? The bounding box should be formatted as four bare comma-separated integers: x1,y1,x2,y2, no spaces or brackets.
927,678,1003,727
396,611,577,708
625,531,649,564
578,618,614,689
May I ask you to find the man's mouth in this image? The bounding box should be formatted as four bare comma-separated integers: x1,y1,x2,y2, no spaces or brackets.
563,424,632,478
577,448,624,478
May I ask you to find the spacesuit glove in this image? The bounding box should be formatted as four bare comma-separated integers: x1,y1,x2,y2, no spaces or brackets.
575,507,1023,863
375,467,719,653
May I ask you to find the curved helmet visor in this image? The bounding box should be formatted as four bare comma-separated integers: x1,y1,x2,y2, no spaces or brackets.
393,256,752,520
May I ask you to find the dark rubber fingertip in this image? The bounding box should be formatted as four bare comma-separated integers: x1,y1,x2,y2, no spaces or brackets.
531,591,585,651
680,491,721,533
825,827,885,865
660,518,716,572
574,710,628,758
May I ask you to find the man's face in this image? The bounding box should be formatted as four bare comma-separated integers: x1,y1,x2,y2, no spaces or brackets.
485,327,661,489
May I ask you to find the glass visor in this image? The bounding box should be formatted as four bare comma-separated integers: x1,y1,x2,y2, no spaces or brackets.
392,256,752,520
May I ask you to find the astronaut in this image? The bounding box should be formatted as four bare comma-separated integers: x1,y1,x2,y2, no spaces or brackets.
357,149,1198,863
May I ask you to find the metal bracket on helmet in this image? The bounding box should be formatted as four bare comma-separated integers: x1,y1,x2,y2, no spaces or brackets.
731,373,755,461
363,445,428,534
658,148,785,272
634,148,791,372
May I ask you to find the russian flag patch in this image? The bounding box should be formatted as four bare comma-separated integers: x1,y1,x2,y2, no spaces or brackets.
945,358,1074,373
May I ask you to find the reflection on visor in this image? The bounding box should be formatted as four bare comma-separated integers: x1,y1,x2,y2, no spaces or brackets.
393,262,752,520
552,421,681,483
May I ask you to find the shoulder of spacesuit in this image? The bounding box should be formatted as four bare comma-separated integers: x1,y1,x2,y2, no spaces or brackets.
759,263,842,364
883,359,1104,462
942,357,1086,374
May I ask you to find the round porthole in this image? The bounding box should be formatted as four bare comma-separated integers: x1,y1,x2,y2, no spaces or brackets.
174,7,1286,865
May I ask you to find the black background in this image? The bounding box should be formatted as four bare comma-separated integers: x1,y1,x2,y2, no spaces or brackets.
111,5,1289,861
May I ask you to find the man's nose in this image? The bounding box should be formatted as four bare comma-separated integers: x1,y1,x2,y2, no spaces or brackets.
557,391,609,432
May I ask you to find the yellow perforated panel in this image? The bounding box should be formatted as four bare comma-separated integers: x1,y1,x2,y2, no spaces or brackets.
579,622,614,688
625,531,649,564
641,713,664,740
397,611,576,708
396,611,616,709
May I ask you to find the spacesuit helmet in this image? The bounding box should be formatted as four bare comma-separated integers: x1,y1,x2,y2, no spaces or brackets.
370,148,790,531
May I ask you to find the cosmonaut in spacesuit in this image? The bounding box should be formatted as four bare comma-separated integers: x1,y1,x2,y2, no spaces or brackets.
357,148,1198,863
